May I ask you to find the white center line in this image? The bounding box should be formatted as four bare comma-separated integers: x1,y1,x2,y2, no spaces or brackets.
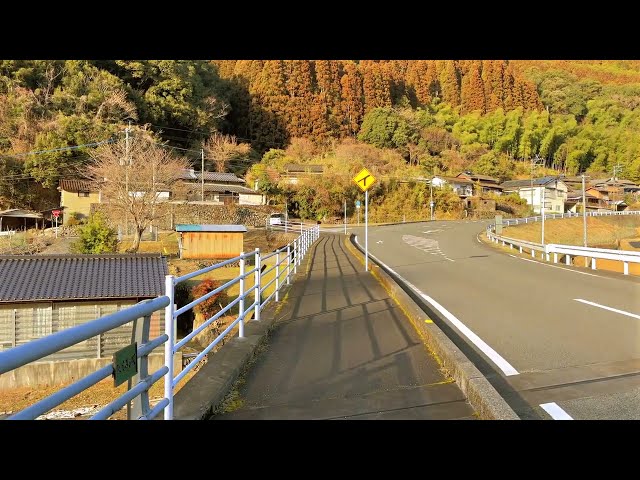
354,236,518,377
574,298,640,320
444,257,455,262
540,402,573,420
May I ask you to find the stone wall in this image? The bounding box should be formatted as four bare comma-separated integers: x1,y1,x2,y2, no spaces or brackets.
91,202,279,230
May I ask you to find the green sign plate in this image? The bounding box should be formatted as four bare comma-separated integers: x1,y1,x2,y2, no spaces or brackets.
113,342,138,387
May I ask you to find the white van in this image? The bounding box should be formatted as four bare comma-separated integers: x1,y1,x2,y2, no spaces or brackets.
269,213,286,226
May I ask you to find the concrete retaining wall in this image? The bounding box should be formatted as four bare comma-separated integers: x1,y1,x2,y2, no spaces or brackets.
0,353,183,389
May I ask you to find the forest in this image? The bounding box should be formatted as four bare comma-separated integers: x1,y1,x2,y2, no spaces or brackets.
1,60,640,220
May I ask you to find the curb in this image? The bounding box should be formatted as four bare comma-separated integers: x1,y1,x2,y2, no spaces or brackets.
345,235,519,420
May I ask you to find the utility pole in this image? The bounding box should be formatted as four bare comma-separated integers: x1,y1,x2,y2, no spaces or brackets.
344,199,347,235
429,177,434,221
541,183,545,245
530,155,544,214
201,148,205,202
582,173,587,247
125,123,130,236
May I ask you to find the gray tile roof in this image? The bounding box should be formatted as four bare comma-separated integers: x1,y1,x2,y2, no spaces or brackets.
201,184,260,194
196,172,244,183
501,176,562,189
58,179,95,193
0,254,167,303
284,163,324,173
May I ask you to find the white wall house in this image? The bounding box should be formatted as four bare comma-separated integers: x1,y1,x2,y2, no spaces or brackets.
501,177,568,214
432,176,474,197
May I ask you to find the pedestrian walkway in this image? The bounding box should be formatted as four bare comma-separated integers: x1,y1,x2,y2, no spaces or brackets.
213,234,476,420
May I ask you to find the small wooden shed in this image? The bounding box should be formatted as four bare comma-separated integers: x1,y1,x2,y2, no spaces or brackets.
176,224,247,260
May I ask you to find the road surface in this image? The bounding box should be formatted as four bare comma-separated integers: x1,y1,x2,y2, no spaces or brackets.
355,219,640,420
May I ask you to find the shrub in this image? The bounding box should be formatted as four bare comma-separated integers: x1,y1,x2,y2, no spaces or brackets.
66,212,85,226
191,279,228,320
71,212,118,254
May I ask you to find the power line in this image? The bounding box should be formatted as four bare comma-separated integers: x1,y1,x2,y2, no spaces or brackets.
8,138,116,157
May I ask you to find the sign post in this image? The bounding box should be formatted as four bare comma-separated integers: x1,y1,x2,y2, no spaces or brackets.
52,209,60,238
355,200,361,226
352,168,376,272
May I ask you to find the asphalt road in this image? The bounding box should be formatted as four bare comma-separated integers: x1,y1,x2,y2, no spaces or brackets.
354,219,640,420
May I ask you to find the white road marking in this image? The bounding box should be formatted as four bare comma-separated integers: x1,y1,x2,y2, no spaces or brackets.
574,299,640,320
444,257,455,262
540,402,573,420
423,229,444,234
354,236,518,377
376,240,383,244
507,255,604,278
476,235,482,244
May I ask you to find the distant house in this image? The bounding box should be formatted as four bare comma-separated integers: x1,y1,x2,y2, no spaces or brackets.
0,254,167,357
58,179,100,225
431,175,474,197
180,169,264,205
0,209,44,232
456,172,503,195
282,164,324,185
500,177,568,214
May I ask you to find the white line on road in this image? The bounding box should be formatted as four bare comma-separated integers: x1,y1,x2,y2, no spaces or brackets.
476,235,482,244
540,402,573,420
507,255,604,278
354,236,518,377
574,299,640,320
444,257,455,262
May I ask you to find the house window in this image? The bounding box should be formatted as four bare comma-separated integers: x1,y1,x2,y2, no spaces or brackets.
0,308,12,349
78,191,90,197
56,305,76,332
555,205,560,211
33,306,52,337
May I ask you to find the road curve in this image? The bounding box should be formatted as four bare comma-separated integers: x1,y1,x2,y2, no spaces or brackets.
354,219,640,420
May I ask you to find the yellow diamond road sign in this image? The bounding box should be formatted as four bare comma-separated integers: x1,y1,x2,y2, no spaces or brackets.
353,168,376,192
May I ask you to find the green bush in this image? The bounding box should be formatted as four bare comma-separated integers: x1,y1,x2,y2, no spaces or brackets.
66,211,84,226
71,213,118,254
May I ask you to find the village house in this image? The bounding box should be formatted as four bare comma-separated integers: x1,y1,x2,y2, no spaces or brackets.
456,172,503,196
500,177,568,214
58,179,100,225
180,169,264,205
281,164,324,185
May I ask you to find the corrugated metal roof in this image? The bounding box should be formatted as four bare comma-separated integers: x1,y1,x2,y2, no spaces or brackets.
58,179,94,193
284,163,324,173
457,172,501,183
501,177,562,189
175,224,247,233
0,209,43,219
0,254,167,303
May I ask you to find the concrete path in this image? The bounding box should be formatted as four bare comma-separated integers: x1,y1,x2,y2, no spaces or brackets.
213,234,476,420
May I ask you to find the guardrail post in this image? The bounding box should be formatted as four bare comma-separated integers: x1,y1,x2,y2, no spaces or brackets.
254,248,261,322
275,250,280,302
286,244,291,285
164,275,175,420
128,313,151,420
510,243,513,249
239,253,246,338
591,258,596,270
566,255,571,265
553,253,558,263
624,262,629,275
545,252,550,262
531,249,535,258
519,246,523,253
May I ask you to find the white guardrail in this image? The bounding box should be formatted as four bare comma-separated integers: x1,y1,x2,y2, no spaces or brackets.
0,222,320,420
486,210,640,274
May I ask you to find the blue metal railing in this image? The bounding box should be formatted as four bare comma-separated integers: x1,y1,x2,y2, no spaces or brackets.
1,223,321,420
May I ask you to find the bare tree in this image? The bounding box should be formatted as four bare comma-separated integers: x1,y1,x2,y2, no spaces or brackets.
202,132,250,172
86,131,189,252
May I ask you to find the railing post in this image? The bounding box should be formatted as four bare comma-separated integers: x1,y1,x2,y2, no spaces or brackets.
254,248,261,321
293,240,298,274
624,262,629,275
275,250,280,302
519,246,523,254
531,249,535,258
164,274,175,420
128,313,151,420
545,253,550,262
591,258,597,270
286,244,291,285
553,253,558,263
239,253,245,338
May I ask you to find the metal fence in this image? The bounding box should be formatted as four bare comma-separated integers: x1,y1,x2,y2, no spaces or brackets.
0,223,320,420
486,210,640,273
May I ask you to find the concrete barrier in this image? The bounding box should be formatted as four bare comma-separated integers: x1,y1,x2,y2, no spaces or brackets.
346,235,519,420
